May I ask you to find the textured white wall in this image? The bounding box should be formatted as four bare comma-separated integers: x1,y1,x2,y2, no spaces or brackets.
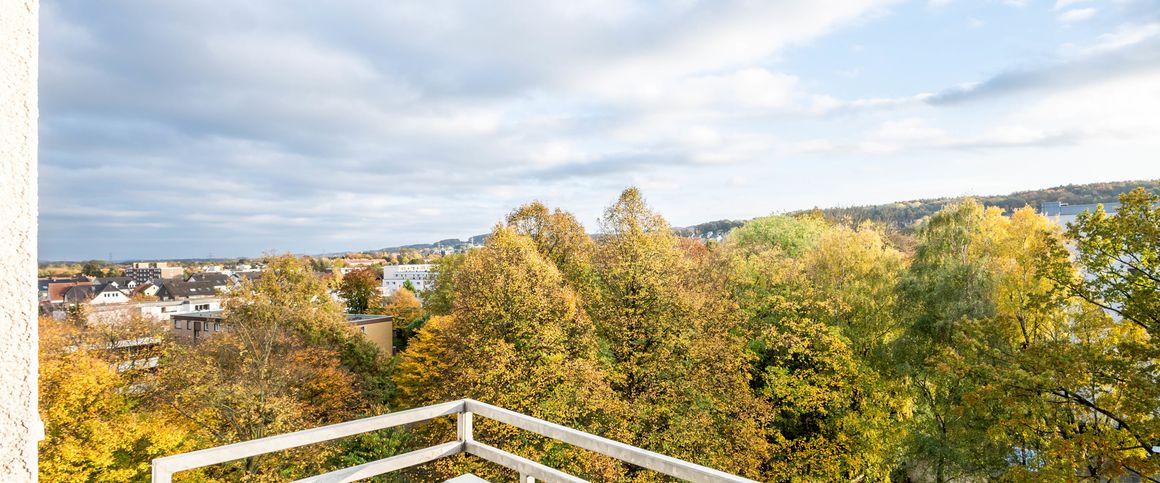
0,0,39,480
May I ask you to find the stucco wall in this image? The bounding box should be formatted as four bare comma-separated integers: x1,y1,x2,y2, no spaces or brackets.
357,322,394,356
0,0,39,480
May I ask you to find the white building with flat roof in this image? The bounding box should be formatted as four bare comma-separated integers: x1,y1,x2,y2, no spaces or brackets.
382,264,434,295
1039,201,1121,228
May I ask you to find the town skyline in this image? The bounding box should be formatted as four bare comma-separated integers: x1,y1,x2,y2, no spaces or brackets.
40,177,1159,262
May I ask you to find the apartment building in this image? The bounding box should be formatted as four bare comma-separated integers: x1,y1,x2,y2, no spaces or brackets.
382,264,435,295
171,311,394,355
125,261,184,283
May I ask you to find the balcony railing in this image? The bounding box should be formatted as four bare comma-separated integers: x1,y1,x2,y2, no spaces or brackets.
151,399,758,483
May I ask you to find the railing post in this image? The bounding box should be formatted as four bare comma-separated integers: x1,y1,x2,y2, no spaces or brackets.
457,409,473,443
519,473,535,482
152,463,171,483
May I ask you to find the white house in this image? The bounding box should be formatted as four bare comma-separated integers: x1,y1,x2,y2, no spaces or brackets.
382,264,435,295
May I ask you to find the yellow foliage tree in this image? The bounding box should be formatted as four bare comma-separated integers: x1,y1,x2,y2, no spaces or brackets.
396,227,627,481
38,317,191,483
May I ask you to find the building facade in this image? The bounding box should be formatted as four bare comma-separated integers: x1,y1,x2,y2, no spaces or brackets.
171,311,394,355
1039,201,1121,228
125,261,184,283
382,264,435,295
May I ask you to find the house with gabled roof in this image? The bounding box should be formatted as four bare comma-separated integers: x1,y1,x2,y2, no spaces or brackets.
156,280,221,301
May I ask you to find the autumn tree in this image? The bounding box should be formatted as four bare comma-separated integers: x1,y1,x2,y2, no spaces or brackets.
1066,187,1160,339
893,201,1159,481
1016,187,1160,479
586,188,767,478
396,227,625,480
725,216,910,480
896,200,1023,480
383,287,421,329
339,267,381,314
506,200,597,292
157,255,394,479
38,317,190,482
422,253,464,316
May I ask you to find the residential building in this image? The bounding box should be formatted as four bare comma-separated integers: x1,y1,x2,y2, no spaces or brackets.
337,258,379,275
93,276,138,291
37,275,89,300
382,264,435,295
1039,201,1121,228
131,281,161,298
347,314,394,354
186,272,232,286
125,261,184,283
45,279,92,303
235,271,262,283
86,298,221,325
156,280,223,300
171,311,394,355
60,282,131,306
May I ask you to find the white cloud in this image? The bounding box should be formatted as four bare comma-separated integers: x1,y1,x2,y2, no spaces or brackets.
858,118,950,153
1079,22,1160,54
1054,0,1091,10
1058,7,1098,23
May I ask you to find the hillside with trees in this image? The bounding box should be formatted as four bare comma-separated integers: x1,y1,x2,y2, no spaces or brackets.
800,178,1160,229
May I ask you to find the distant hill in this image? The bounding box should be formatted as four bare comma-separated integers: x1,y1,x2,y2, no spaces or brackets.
799,179,1159,230
372,233,490,253
673,219,747,238
369,179,1160,250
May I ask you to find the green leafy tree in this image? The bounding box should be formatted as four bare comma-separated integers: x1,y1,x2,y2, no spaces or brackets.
727,213,828,257
1065,187,1160,338
726,217,910,480
893,202,1158,481
421,253,464,316
81,260,108,277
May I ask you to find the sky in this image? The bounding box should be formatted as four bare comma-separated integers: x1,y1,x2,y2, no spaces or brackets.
39,0,1160,261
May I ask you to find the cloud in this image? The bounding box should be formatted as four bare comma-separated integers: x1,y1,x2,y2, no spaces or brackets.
42,0,913,259
37,1,1160,259
1058,7,1098,23
1054,0,1091,10
926,28,1160,104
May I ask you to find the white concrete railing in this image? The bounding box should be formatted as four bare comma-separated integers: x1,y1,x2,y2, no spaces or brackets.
152,399,759,483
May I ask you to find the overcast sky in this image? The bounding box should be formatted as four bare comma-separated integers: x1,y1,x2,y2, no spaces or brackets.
40,0,1160,260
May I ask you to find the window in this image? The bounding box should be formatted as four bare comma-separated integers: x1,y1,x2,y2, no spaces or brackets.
214,322,221,332
360,326,367,334
185,321,191,330
174,320,180,329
